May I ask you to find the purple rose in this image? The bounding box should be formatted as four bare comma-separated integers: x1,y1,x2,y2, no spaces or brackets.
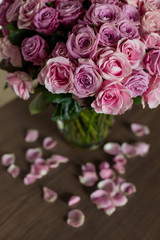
21,35,49,65
84,3,122,27
6,0,23,22
99,23,120,47
118,20,140,39
0,0,10,26
122,4,140,25
73,59,103,98
144,49,160,75
124,70,150,98
56,0,84,26
66,22,99,59
33,6,59,35
91,0,120,4
51,42,69,58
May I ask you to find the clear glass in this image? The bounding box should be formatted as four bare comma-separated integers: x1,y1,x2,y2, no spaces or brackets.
57,108,114,149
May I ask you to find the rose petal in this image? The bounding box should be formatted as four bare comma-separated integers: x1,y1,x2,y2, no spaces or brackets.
99,161,110,170
112,192,128,207
99,168,115,179
67,209,85,228
98,179,117,196
43,137,57,150
113,154,127,165
51,154,69,163
79,171,98,187
1,153,15,166
25,148,42,163
104,205,116,216
121,143,137,158
24,173,37,185
131,123,150,137
82,162,96,172
68,195,81,207
7,164,20,178
113,177,125,186
46,157,60,169
103,142,121,156
31,160,49,179
90,189,112,209
43,186,58,203
120,182,136,195
134,142,150,157
113,163,126,174
25,129,39,142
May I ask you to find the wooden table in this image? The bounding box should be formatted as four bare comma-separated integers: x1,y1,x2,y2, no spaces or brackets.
0,98,160,240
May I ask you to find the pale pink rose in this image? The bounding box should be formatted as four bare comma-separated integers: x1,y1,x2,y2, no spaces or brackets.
141,10,160,33
91,80,133,115
6,71,32,100
125,0,138,7
142,75,160,108
18,0,44,29
117,38,146,70
0,36,22,67
98,50,132,81
144,33,160,50
6,0,24,22
144,49,160,75
138,0,160,14
38,57,75,94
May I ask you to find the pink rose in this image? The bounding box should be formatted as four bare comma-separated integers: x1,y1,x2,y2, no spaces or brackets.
33,6,59,35
73,59,103,98
18,0,44,29
141,10,160,33
6,71,32,100
144,33,160,50
0,36,22,67
51,42,69,58
98,50,132,81
21,35,49,65
56,0,84,26
91,0,119,4
6,0,24,22
66,22,99,59
117,38,146,70
99,23,120,47
122,4,140,25
144,49,160,75
118,20,140,39
138,0,160,14
84,3,122,27
91,80,133,115
0,0,10,26
142,74,160,108
124,70,150,98
125,0,138,7
38,57,75,94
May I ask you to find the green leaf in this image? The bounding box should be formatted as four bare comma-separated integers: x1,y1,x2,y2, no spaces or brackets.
133,96,142,105
29,93,49,115
43,92,72,103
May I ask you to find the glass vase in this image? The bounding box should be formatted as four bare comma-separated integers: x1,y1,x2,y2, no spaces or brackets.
56,108,114,149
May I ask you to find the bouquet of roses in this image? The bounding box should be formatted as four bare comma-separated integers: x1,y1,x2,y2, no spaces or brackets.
0,0,160,121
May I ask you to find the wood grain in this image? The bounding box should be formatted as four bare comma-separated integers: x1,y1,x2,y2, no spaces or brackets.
0,98,160,240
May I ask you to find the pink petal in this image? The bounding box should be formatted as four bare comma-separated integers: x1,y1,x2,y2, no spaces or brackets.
82,162,96,172
68,196,81,207
121,143,137,158
113,163,125,174
31,160,49,179
98,179,117,196
25,148,42,163
79,171,98,187
25,129,39,142
112,192,128,207
43,137,57,150
46,157,59,169
120,182,136,195
51,154,69,163
99,168,115,179
134,142,150,157
90,189,112,209
1,153,15,166
7,164,20,178
104,205,116,216
113,177,125,186
99,161,110,170
113,154,127,165
67,209,85,228
43,186,58,203
24,173,37,185
131,123,150,137
103,142,121,156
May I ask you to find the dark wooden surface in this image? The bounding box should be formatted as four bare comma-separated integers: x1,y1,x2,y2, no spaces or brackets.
0,98,160,240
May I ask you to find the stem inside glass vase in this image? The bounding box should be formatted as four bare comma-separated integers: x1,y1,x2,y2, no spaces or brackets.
56,108,114,149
